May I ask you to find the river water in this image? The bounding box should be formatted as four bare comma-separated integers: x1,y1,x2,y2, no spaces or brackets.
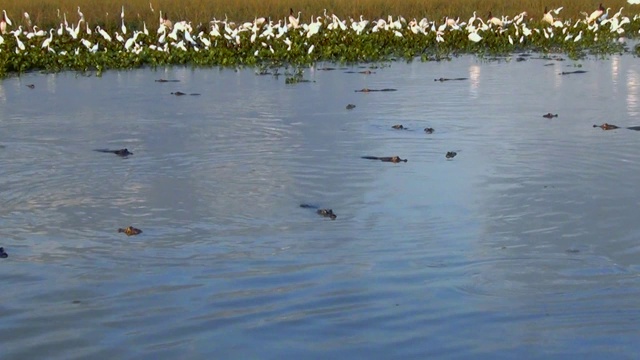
1,55,640,359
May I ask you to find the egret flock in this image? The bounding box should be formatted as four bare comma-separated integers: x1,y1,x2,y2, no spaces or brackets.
1,3,640,76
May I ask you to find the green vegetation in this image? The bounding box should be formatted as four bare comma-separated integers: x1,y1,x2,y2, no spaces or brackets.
0,2,638,78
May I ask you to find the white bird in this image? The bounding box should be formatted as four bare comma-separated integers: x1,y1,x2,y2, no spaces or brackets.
468,31,482,42
97,26,112,42
488,12,503,27
587,3,605,23
14,32,25,51
24,12,32,30
542,7,553,25
599,7,612,22
308,44,314,54
77,6,84,22
41,28,54,48
1,10,12,34
307,17,321,38
289,8,300,29
81,38,92,50
468,11,477,26
574,30,583,42
121,6,127,34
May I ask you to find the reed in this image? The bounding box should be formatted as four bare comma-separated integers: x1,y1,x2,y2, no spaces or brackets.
2,0,632,31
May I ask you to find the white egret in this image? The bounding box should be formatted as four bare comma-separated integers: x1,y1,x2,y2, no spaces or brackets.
97,26,112,42
599,7,612,22
307,17,321,38
574,30,583,42
468,31,482,42
41,28,54,48
14,32,25,51
24,12,32,30
81,38,92,50
1,10,12,34
3,10,12,26
121,6,127,35
289,8,300,29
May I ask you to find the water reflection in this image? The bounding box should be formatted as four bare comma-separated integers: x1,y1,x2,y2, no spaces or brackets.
1,55,640,358
468,64,480,99
627,68,639,116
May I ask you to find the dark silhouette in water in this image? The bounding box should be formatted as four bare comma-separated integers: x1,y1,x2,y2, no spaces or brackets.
94,148,133,157
424,127,435,134
346,104,356,110
593,123,640,131
300,204,337,220
434,77,468,82
0,247,7,258
26,84,35,89
355,88,397,92
344,70,375,74
171,92,201,96
155,79,180,82
446,151,457,159
361,156,407,163
559,70,587,75
118,226,142,236
392,124,407,130
543,113,558,118
593,123,619,130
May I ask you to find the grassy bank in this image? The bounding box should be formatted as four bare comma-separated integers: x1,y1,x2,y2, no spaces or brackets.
1,0,633,31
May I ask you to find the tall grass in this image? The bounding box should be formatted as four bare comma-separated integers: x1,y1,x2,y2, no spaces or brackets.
1,0,632,31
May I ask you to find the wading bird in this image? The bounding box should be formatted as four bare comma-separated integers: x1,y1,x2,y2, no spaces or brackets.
587,3,605,23
1,10,13,34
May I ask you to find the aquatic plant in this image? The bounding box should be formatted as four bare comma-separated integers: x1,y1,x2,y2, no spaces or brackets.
0,3,639,77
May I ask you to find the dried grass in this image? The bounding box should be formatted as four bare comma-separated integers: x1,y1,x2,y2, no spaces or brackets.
2,0,632,31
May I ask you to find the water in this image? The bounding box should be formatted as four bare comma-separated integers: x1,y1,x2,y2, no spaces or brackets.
1,55,640,359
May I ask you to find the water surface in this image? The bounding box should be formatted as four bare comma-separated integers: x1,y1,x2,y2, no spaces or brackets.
1,55,640,359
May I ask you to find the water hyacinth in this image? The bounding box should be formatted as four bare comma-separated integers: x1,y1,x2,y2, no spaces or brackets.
1,4,640,77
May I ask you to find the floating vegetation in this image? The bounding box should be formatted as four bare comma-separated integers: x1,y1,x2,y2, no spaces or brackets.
1,4,640,77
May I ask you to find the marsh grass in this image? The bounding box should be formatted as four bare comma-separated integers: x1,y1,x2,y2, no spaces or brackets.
2,0,633,31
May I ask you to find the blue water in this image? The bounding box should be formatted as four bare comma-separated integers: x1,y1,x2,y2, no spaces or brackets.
1,55,640,359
